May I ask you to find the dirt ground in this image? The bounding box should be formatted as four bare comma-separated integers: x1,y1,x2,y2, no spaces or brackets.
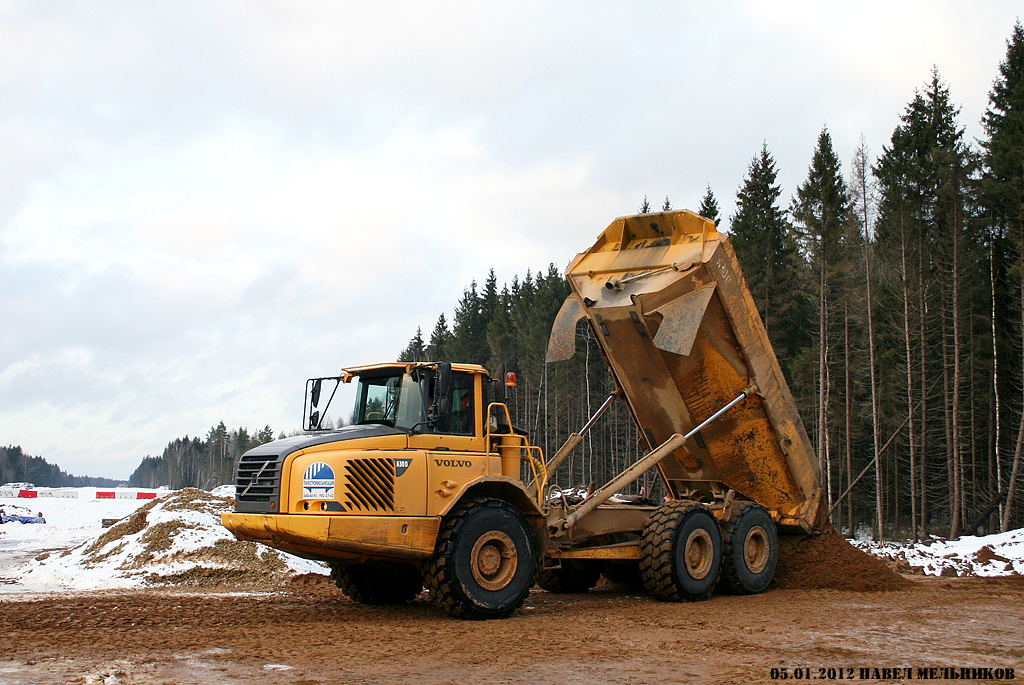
2,573,1022,685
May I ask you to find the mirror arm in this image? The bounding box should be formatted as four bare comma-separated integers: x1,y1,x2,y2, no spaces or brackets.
306,376,344,431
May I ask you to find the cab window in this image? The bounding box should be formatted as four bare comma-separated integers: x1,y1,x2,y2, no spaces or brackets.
435,372,475,436
352,371,423,431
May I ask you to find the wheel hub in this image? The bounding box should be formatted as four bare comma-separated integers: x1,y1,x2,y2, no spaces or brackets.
470,531,518,591
743,525,770,574
683,528,714,580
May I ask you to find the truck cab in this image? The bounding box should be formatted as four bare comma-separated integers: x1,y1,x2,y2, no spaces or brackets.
223,361,543,563
223,361,546,618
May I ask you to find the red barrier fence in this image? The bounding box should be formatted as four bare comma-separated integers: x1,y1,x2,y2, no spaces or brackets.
4,488,163,500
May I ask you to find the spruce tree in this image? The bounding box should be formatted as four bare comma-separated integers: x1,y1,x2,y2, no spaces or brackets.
451,281,490,364
486,285,516,371
427,314,451,361
398,327,426,362
698,185,721,226
256,425,275,444
874,69,975,538
982,21,1024,231
791,126,856,520
729,143,809,374
481,269,500,326
982,21,1024,532
638,195,651,214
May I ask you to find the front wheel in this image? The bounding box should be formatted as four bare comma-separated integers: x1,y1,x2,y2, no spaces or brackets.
640,501,722,601
425,497,537,619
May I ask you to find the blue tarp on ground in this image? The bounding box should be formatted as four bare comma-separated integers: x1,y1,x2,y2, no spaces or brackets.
0,515,46,524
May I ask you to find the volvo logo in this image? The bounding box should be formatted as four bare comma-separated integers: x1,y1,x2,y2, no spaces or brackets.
434,459,472,468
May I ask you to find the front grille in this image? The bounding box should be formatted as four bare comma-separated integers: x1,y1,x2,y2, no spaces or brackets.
343,457,395,512
235,453,282,504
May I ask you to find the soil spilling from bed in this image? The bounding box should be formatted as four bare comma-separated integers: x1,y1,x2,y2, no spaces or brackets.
774,522,911,591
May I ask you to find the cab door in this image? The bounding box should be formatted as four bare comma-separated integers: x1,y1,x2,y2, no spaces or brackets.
407,370,486,454
407,371,491,514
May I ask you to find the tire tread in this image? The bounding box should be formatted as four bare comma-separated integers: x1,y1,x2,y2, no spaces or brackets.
424,497,536,619
640,500,720,602
719,502,777,594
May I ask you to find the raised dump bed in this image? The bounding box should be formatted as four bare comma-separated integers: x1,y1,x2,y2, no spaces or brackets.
547,210,822,532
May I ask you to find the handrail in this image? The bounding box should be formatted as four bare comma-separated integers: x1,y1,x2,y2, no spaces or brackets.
485,402,548,507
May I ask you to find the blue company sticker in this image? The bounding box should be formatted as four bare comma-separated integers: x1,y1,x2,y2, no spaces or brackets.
302,461,336,499
395,458,412,477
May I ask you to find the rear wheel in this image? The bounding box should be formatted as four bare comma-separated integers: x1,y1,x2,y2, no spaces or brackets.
425,497,537,619
330,561,423,605
640,501,722,601
719,503,778,594
538,559,602,593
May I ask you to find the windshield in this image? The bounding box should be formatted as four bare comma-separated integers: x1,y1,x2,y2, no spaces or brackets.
352,371,425,431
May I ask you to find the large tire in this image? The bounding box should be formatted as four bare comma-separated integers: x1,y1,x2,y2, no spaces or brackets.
330,561,423,605
538,560,602,593
640,501,722,601
425,497,537,620
719,503,778,594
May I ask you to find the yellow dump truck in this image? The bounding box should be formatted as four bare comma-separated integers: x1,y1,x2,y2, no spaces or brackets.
222,209,822,619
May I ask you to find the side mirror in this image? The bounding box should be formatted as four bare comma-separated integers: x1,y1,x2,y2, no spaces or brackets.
494,363,507,403
429,362,452,422
436,361,452,399
304,376,341,431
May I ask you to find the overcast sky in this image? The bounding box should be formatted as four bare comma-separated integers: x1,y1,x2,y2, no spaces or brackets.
1,2,1020,480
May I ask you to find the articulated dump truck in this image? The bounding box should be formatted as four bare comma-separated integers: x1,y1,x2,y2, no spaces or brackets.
222,209,823,619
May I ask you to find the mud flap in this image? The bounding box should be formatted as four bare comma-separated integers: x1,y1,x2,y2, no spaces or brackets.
546,295,587,363
649,283,716,356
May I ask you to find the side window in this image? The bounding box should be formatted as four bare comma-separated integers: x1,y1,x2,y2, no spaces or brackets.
437,372,475,436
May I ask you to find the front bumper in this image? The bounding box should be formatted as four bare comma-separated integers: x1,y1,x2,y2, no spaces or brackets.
221,512,441,562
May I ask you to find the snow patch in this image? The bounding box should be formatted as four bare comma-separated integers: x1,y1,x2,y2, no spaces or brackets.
854,528,1024,577
209,484,236,498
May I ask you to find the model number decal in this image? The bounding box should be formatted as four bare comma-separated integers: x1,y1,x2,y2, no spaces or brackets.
433,459,472,468
394,458,412,477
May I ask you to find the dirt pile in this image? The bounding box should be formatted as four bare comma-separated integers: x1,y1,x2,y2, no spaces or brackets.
974,545,1012,566
24,488,325,590
92,489,293,587
773,523,911,591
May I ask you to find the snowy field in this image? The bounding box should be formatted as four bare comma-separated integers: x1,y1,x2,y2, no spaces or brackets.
0,488,327,594
854,528,1024,577
0,492,161,592
2,489,1021,595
